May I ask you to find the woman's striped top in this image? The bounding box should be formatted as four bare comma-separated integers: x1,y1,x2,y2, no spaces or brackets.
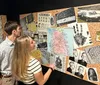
21,58,42,84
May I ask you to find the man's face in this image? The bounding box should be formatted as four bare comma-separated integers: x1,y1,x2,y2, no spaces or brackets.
70,62,75,69
81,52,86,60
78,66,84,74
89,69,94,75
15,26,22,37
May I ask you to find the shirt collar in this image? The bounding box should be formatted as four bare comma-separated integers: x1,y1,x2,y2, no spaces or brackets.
5,37,15,46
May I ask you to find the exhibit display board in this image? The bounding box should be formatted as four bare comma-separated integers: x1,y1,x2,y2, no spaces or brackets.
20,3,100,85
0,15,7,43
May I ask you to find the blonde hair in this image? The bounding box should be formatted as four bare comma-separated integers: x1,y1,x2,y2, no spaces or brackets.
11,35,31,79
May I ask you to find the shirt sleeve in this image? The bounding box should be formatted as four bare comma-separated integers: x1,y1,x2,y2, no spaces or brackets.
28,58,42,74
0,50,3,71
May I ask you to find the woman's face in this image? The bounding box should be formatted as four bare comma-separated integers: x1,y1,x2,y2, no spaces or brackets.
14,26,22,37
89,69,94,75
29,37,35,50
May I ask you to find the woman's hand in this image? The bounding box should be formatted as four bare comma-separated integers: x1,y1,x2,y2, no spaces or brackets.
49,64,55,70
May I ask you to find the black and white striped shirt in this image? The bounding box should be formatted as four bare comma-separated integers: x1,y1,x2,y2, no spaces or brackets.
21,58,42,84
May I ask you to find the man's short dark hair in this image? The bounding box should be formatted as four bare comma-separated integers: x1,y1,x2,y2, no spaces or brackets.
4,21,19,35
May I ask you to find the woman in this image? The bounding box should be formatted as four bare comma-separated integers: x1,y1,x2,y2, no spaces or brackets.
88,68,98,81
11,35,55,85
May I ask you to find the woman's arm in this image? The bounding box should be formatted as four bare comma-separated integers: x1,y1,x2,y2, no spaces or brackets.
34,64,55,85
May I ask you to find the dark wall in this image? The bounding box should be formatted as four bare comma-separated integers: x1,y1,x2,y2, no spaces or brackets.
13,0,100,14
5,0,100,22
0,0,7,14
0,0,100,16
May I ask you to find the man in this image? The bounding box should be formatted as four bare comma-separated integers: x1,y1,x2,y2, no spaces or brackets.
69,49,78,62
0,21,22,85
78,52,87,66
67,61,75,74
75,66,84,78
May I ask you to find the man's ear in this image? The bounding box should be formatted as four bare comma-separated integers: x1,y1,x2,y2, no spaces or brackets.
12,29,16,35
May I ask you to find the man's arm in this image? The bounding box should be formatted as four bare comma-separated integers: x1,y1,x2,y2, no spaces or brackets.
0,50,3,73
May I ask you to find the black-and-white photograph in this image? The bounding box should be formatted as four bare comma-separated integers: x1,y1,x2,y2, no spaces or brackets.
20,17,28,33
33,33,39,43
78,51,87,66
69,49,79,62
85,45,100,64
87,68,99,82
75,64,86,79
78,4,100,22
26,13,34,24
55,7,76,27
37,33,47,49
68,23,92,49
67,60,76,74
55,56,62,69
54,55,66,73
50,16,55,26
33,32,50,64
37,13,52,32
